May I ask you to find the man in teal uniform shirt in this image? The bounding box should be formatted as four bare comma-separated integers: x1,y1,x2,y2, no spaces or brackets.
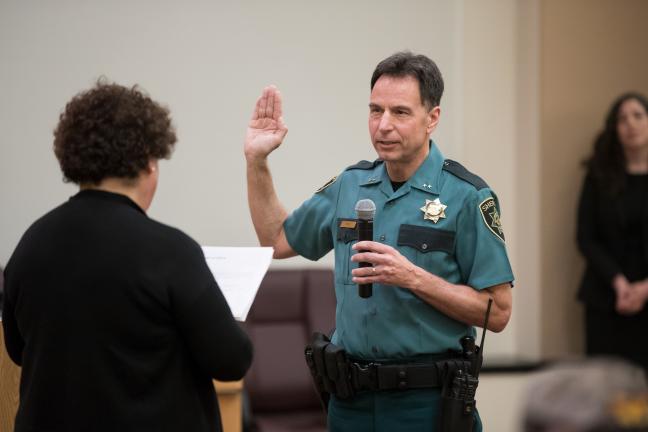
244,52,513,431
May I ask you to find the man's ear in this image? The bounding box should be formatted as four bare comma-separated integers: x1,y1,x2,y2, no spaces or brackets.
427,106,441,135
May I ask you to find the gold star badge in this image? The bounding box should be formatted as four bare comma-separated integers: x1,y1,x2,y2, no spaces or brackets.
420,198,447,223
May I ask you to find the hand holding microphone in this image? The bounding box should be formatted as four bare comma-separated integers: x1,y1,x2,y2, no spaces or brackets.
354,199,376,298
352,200,421,296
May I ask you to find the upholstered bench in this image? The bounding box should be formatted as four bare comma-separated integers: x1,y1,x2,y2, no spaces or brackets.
244,269,335,432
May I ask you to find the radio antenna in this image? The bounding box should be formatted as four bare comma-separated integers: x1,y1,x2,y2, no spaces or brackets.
474,298,493,376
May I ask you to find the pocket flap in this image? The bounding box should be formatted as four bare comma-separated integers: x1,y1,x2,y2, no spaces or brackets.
397,224,454,253
337,219,359,243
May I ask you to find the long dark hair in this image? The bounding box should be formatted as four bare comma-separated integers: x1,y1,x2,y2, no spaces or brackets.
585,92,648,195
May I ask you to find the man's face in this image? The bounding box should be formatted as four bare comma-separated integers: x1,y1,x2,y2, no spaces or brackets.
368,75,439,166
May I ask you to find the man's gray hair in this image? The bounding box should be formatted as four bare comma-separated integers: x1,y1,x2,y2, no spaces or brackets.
522,358,648,432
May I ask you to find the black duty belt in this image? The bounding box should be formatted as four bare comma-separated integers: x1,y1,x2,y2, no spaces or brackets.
306,331,483,431
350,361,444,391
305,332,469,402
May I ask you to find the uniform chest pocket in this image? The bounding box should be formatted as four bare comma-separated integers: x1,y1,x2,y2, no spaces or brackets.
337,221,359,243
336,219,359,285
397,224,455,253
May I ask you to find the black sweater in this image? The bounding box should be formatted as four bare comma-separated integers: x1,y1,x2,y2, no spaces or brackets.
2,190,252,432
576,172,648,309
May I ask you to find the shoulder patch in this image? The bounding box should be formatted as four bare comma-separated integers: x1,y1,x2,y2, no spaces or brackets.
479,197,505,242
442,160,489,190
316,176,337,193
345,159,383,171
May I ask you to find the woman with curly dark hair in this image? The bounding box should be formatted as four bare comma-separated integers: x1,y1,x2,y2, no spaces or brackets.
2,81,252,432
577,92,648,371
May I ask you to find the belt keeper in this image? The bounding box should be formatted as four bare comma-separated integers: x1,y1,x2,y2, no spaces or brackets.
397,367,408,390
352,362,379,391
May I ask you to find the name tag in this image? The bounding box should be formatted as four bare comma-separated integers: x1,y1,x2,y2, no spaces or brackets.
339,220,357,229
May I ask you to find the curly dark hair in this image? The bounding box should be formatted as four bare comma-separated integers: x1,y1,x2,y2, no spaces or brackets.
370,51,444,109
585,92,648,195
53,80,176,185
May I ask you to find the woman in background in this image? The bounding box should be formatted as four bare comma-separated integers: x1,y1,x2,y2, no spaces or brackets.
2,81,252,432
577,92,648,371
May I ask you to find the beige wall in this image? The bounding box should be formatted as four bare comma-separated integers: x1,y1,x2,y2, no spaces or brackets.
514,0,542,359
463,0,522,357
0,0,463,269
540,0,648,356
462,0,648,360
2,0,647,363
0,0,532,360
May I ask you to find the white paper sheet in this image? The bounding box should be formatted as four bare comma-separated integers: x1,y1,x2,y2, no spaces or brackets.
201,246,273,322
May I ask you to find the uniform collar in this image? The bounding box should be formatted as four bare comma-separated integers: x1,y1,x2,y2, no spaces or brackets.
359,140,444,198
407,140,444,195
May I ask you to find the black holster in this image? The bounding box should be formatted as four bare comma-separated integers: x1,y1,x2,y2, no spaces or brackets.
305,332,332,412
305,332,356,413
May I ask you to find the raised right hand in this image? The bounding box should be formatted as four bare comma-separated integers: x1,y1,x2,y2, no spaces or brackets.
244,85,288,162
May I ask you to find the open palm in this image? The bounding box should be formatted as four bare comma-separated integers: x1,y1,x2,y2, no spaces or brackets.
245,86,288,160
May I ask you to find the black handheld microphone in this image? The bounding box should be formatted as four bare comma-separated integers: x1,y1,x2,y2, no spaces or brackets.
354,199,376,298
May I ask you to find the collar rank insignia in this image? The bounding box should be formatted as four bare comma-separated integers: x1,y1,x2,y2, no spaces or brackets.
479,197,505,241
420,198,447,223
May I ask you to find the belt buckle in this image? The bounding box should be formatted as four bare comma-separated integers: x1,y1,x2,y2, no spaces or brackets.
352,361,379,391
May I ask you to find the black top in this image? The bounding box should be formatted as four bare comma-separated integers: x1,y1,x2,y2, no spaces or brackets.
576,172,648,309
620,174,648,281
2,190,253,432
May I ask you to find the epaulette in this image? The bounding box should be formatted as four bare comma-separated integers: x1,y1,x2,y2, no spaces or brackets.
345,159,383,171
442,159,489,190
